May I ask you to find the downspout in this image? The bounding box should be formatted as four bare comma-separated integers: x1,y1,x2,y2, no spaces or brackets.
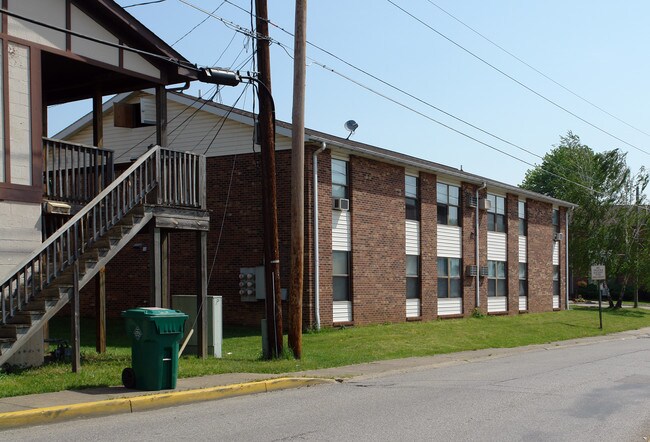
565,208,572,310
313,142,327,330
476,182,487,309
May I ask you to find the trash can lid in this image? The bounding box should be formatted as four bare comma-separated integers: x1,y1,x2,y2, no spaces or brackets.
121,307,188,318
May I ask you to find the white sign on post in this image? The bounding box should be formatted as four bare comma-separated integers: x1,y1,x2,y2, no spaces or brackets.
591,265,606,281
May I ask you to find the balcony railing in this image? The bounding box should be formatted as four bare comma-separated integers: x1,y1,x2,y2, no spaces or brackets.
43,138,114,204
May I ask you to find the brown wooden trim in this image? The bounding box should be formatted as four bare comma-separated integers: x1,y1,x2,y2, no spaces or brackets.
1,0,7,33
2,38,8,183
0,183,42,203
405,317,422,322
65,0,71,51
0,35,164,85
30,46,43,191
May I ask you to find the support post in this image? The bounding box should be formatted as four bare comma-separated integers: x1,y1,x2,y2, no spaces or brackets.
196,230,208,358
71,261,81,373
156,85,168,147
150,227,162,307
95,266,106,354
289,0,307,359
255,0,283,358
161,231,169,309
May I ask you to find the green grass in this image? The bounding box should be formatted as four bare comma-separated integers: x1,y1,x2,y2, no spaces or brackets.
1,307,649,398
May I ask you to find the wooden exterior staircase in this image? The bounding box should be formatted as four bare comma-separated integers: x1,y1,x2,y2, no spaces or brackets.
0,142,207,367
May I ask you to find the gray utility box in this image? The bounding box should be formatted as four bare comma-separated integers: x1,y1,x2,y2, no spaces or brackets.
171,295,222,358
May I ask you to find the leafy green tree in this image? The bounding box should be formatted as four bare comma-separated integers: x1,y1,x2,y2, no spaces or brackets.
521,132,650,307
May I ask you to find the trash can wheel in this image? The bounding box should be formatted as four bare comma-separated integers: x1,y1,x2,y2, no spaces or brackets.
122,367,136,389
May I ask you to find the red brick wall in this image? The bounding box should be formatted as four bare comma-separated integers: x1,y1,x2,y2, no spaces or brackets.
527,199,554,312
420,172,437,320
349,156,405,325
73,147,567,327
507,193,520,315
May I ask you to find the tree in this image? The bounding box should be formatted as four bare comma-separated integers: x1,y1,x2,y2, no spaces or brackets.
521,132,650,307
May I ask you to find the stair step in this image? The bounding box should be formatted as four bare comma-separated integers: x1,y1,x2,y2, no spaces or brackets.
0,337,15,355
8,310,44,325
0,324,30,339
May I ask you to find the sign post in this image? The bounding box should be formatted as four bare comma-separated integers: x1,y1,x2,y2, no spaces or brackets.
591,265,606,329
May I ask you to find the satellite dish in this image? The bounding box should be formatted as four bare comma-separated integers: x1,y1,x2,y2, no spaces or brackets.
344,120,358,140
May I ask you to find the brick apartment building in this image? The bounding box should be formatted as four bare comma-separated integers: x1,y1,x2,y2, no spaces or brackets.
58,90,575,328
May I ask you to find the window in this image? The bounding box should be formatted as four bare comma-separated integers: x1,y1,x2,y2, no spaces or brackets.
552,209,560,234
487,194,506,233
487,260,507,297
332,158,348,199
333,251,350,301
405,175,419,220
406,255,420,299
553,265,560,297
438,257,462,298
437,183,460,226
519,263,527,297
518,201,527,236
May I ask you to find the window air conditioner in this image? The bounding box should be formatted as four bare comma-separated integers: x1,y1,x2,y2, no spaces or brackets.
553,232,563,241
333,198,350,211
466,265,478,277
479,199,491,211
467,195,477,208
479,266,489,277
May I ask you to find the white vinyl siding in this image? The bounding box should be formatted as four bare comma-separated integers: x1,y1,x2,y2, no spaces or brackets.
123,50,161,79
70,5,119,66
519,236,527,263
437,225,461,258
405,220,420,255
488,297,507,313
406,299,420,318
333,301,352,323
487,232,507,261
0,202,41,279
8,43,31,186
332,211,351,251
7,0,66,50
0,44,3,182
553,241,560,265
438,298,462,316
64,93,292,162
519,296,527,311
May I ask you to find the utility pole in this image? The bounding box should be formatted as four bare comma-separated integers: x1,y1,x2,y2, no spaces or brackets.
289,0,307,359
255,0,283,358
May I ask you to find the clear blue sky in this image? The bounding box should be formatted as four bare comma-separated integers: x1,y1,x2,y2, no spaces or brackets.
49,0,650,189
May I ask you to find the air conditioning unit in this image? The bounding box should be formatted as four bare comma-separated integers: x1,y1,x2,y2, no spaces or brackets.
466,265,478,277
467,195,478,208
479,199,492,211
333,198,350,211
479,266,489,277
553,232,563,241
44,200,71,215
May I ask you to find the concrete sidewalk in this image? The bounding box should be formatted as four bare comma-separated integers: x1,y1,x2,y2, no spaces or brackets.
1,326,649,429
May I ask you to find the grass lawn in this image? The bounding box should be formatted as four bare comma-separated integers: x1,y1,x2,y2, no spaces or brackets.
1,307,649,398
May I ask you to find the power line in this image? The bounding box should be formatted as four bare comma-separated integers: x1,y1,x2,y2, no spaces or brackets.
424,0,650,140
385,0,650,157
123,0,167,8
171,1,227,47
0,7,197,72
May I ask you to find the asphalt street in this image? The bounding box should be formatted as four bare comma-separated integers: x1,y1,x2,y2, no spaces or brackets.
4,334,650,441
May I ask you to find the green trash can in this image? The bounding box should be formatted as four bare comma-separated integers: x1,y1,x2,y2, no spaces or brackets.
121,307,188,391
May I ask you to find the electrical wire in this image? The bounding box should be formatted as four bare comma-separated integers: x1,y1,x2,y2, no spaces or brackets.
424,0,650,139
385,0,650,157
202,83,251,155
171,1,227,47
0,8,197,72
122,0,166,8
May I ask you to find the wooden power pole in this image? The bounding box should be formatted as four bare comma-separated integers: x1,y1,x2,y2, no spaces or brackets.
255,0,283,358
289,0,307,359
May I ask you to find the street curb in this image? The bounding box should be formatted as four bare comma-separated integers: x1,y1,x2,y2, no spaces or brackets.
0,377,334,429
